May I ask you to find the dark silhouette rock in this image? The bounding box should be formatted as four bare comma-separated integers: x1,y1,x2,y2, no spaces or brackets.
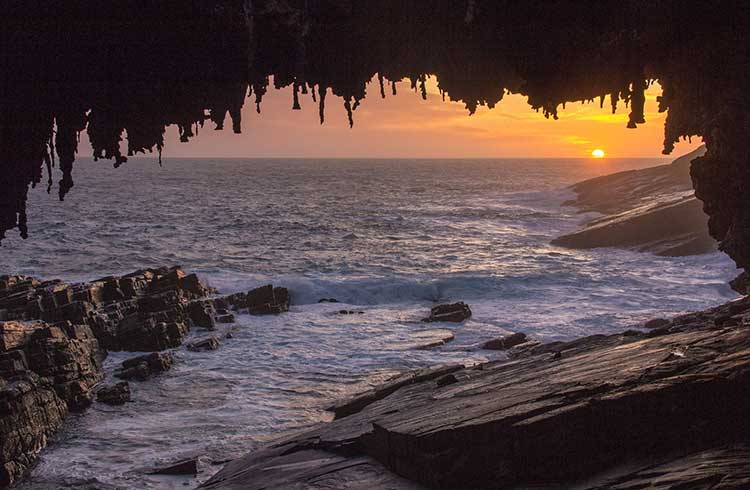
482,332,528,350
188,300,216,330
114,352,173,381
216,313,235,324
422,302,472,323
246,285,290,315
149,457,199,475
96,382,131,405
318,298,339,303
187,337,220,352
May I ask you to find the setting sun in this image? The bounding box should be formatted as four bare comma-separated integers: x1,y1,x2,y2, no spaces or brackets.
591,149,605,158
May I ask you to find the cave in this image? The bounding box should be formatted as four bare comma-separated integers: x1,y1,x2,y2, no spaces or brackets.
3,1,750,488
3,1,749,270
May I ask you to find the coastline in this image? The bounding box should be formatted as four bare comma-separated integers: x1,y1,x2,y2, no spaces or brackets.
203,297,750,489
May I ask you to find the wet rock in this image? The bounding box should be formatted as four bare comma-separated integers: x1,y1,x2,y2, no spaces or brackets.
644,318,670,329
97,382,131,405
216,313,235,324
0,267,211,352
337,309,364,315
206,310,750,489
422,302,472,323
187,337,220,352
0,320,105,485
149,457,199,475
328,364,463,419
188,300,216,329
0,372,67,487
482,332,527,350
411,330,455,350
115,352,173,381
245,285,290,315
318,298,339,303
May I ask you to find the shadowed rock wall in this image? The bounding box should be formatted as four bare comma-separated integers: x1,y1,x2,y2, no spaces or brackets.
2,1,749,268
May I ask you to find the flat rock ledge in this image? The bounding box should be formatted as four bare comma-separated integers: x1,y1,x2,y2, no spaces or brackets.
203,296,750,489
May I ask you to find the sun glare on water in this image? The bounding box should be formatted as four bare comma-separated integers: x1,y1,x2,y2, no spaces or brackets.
591,149,605,158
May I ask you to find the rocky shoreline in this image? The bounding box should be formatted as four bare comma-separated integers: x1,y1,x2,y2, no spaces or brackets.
202,296,750,489
3,266,750,488
0,267,288,487
553,147,716,257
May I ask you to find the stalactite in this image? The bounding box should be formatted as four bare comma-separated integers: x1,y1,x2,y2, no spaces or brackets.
293,82,302,110
344,98,354,128
318,86,327,124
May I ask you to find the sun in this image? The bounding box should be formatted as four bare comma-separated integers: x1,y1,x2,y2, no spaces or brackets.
591,149,605,158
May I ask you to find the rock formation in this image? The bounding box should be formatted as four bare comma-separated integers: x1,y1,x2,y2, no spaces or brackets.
422,302,472,323
0,266,213,486
553,146,716,256
203,296,750,489
0,321,105,486
2,1,750,274
0,267,209,352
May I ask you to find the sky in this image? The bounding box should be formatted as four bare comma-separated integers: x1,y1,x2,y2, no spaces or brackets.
135,77,703,159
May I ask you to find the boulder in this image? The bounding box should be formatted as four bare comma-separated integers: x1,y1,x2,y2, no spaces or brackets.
318,298,339,303
97,382,131,405
246,285,290,315
115,352,173,381
422,302,472,323
482,332,528,350
187,337,220,352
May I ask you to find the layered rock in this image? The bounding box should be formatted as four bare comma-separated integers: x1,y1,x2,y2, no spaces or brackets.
553,146,716,256
203,296,750,489
0,267,209,352
0,320,105,486
217,285,290,315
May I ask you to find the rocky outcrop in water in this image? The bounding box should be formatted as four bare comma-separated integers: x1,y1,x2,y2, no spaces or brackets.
218,285,290,315
422,302,472,323
553,146,716,256
114,352,174,381
96,381,131,405
0,267,210,352
203,296,750,489
0,320,105,486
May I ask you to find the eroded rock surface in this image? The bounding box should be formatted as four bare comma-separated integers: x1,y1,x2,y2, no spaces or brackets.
0,267,209,352
0,320,105,486
204,296,750,489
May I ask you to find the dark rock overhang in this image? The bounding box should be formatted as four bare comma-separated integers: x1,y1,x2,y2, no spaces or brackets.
2,1,749,268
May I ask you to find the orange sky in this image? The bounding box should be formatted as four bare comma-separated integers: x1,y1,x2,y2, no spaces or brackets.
136,77,702,159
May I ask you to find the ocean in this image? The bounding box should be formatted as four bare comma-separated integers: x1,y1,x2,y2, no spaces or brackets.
3,157,737,488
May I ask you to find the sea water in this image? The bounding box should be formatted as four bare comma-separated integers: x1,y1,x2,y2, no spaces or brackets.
1,158,737,488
